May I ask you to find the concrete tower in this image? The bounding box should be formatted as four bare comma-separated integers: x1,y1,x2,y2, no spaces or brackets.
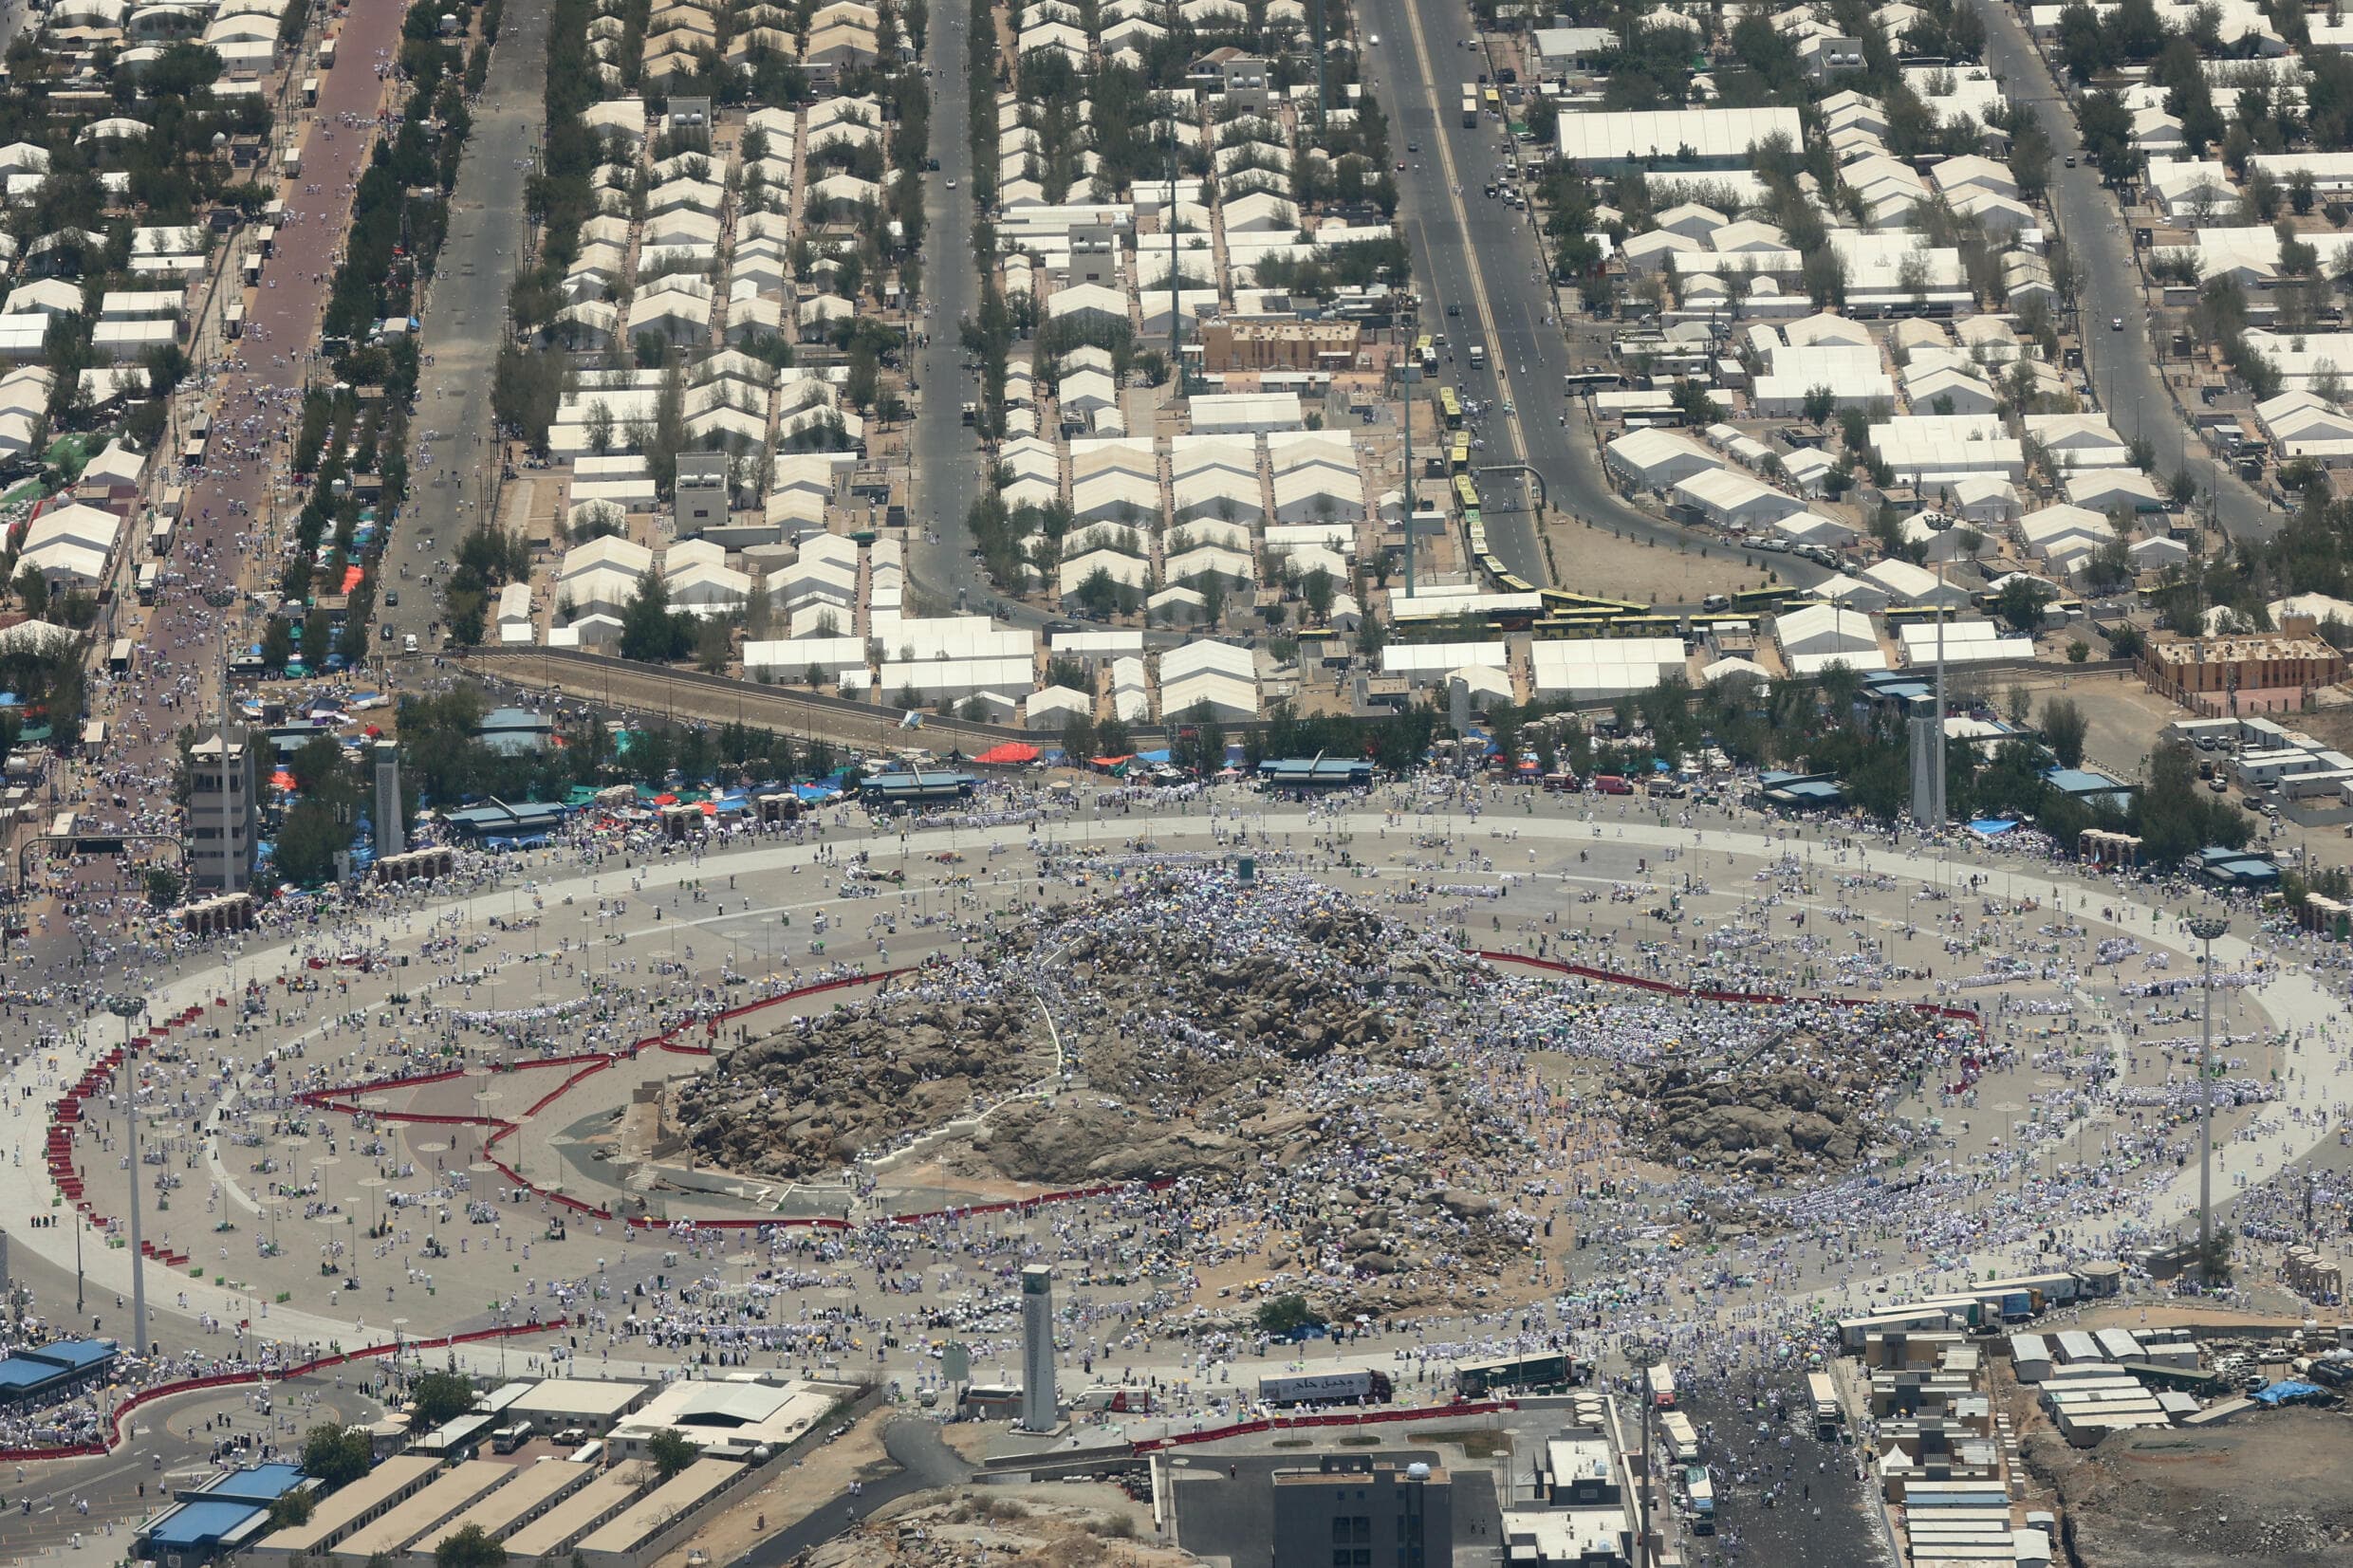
1020,1264,1055,1431
373,740,405,858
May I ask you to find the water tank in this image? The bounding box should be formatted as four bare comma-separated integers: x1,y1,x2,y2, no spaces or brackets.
1406,1463,1431,1481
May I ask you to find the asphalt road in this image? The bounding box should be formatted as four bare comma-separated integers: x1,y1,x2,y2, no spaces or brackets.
906,0,1007,622
72,0,404,845
382,0,554,660
734,1416,969,1567
1972,0,2277,543
1356,0,1832,601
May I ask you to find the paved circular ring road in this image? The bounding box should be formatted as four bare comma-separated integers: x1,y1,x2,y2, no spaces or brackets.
3,807,2325,1369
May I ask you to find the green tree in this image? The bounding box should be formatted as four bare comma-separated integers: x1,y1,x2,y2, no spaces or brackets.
144,868,182,909
11,566,46,617
2041,698,2089,768
1301,567,1336,625
645,1429,698,1481
1993,577,2055,635
266,1490,315,1532
410,1370,477,1428
435,1524,508,1568
300,1423,374,1487
2196,1224,2236,1285
272,799,347,886
619,570,689,663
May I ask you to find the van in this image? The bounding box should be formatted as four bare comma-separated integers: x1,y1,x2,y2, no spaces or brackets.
403,633,419,655
1594,774,1634,795
1702,593,1731,611
1468,344,1486,369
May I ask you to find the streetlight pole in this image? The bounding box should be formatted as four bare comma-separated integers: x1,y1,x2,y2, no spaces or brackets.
203,586,237,895
105,994,148,1354
2187,913,2228,1282
1923,511,1954,831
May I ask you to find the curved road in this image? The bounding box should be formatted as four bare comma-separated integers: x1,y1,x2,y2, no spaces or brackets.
1973,0,2276,541
1357,0,1835,597
4,802,2338,1364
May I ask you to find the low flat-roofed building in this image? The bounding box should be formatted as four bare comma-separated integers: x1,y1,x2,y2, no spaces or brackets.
502,1462,654,1562
328,1461,510,1561
410,1460,593,1556
249,1455,443,1565
610,1378,833,1457
507,1378,654,1435
574,1459,743,1568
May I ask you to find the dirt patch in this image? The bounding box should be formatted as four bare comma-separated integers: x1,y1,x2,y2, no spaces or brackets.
1538,509,1770,604
673,996,1049,1177
2025,1407,2353,1568
807,1490,1197,1568
647,1407,893,1568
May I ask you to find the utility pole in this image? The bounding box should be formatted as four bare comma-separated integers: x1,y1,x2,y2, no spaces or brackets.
1167,125,1183,396
1401,297,1417,602
105,995,148,1355
2187,913,2228,1282
1924,512,1954,830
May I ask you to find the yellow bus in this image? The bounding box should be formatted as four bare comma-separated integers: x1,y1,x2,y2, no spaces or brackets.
1415,334,1436,373
1448,434,1470,471
1454,473,1480,512
1483,86,1502,115
1436,386,1462,428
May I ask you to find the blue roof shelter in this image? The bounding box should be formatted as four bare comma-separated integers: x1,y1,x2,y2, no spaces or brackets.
0,1338,119,1404
193,1464,306,1504
138,1499,274,1565
2197,847,2282,890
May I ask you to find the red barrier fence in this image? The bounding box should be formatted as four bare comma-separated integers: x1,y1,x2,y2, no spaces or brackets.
0,1319,566,1467
1129,1399,1515,1454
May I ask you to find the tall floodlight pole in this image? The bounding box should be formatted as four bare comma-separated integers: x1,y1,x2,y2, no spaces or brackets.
204,586,238,893
1400,295,1417,601
2186,913,2229,1282
105,994,148,1354
1923,511,1955,829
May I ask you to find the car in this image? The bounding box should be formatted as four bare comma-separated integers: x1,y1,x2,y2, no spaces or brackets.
380,623,396,642
945,176,957,188
1446,303,1460,316
1367,31,1378,43
2111,317,2124,330
1407,141,1419,153
403,634,418,655
2065,155,2077,167
383,589,398,606
1396,160,1405,171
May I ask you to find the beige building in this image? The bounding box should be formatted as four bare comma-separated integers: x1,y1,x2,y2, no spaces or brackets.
1198,317,1361,374
2140,615,2348,707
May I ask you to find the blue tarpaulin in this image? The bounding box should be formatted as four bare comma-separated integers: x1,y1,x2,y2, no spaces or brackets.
1968,819,2019,838
2251,1380,2325,1406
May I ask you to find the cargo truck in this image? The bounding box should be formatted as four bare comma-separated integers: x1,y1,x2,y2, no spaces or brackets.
1807,1371,1842,1433
1453,1351,1575,1398
1660,1411,1699,1463
1647,1362,1677,1409
1259,1369,1396,1407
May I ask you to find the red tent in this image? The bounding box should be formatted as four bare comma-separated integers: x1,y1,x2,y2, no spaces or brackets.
974,742,1040,765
